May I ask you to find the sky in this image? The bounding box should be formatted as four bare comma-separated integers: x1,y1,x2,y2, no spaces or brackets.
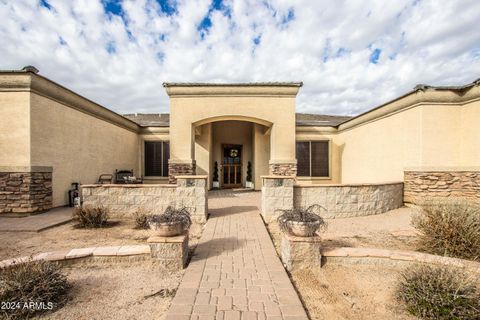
1,0,480,116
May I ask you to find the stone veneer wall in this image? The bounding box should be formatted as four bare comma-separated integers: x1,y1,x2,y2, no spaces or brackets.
0,169,52,214
168,161,196,184
261,176,295,222
269,163,297,176
82,176,207,223
404,170,480,204
261,176,403,220
294,182,404,218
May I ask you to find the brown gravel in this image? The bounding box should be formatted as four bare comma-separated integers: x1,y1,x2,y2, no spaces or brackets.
0,219,203,261
291,265,415,320
35,261,182,320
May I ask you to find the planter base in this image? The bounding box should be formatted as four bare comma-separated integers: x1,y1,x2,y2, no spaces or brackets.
281,233,322,271
148,232,188,270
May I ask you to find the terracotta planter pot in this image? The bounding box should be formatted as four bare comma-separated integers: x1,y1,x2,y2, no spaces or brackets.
285,220,321,237
149,221,184,237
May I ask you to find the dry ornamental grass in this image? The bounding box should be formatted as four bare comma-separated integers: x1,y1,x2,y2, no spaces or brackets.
0,260,71,320
396,265,480,320
412,198,480,261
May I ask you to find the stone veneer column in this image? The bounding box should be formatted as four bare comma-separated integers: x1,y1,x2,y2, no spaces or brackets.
175,175,208,224
0,166,53,214
281,234,322,271
269,161,297,176
404,169,480,204
168,160,196,184
261,176,295,222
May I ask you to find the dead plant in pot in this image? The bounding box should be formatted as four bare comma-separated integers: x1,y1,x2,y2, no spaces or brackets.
148,206,192,237
277,204,328,237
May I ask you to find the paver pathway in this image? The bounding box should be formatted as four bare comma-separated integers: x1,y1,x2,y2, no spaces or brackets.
165,190,308,320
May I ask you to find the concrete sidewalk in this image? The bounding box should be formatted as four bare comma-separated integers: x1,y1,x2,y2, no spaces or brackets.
0,207,72,232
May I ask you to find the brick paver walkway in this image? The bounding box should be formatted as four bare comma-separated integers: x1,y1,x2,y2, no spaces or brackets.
165,190,308,320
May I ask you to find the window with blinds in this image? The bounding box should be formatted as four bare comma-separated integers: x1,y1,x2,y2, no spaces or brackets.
296,141,329,177
144,141,170,177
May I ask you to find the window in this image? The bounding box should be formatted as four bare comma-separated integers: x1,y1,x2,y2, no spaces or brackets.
144,141,169,177
296,141,329,177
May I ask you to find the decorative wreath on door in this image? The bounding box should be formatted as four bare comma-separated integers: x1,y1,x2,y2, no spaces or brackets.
229,149,239,158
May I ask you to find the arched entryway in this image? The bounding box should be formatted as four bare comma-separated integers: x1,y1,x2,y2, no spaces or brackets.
193,117,271,190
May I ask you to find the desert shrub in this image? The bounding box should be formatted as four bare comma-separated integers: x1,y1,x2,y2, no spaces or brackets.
133,208,151,229
276,204,328,236
73,205,109,228
148,206,192,230
0,260,71,319
396,264,480,320
412,198,480,261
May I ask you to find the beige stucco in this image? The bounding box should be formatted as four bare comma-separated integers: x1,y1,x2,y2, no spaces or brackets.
166,85,299,169
1,70,479,213
30,92,139,206
0,91,31,167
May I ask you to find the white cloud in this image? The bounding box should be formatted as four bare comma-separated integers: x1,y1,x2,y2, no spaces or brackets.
0,0,479,115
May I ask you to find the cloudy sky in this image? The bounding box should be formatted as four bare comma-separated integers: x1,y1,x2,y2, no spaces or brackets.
1,0,479,115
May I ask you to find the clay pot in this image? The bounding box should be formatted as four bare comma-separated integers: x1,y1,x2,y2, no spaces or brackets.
149,221,184,237
285,220,321,237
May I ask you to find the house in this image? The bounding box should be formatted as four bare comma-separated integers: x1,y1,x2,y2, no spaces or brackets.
0,66,479,214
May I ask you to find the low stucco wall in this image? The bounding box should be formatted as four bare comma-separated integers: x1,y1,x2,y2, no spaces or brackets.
81,176,208,223
294,182,404,218
404,169,480,204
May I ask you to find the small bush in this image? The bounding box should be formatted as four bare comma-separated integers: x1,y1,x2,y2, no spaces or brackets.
73,205,109,228
0,260,71,319
412,198,480,261
133,208,151,229
396,265,480,320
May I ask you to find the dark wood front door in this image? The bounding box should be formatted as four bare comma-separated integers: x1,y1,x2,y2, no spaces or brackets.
222,145,242,188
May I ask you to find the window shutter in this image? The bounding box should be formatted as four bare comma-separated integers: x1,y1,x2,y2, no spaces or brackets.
296,142,310,177
145,141,163,176
311,141,329,177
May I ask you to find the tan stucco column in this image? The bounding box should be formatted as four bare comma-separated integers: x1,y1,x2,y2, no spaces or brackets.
168,108,196,183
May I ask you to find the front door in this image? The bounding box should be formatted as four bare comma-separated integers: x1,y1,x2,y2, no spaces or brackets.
222,144,242,188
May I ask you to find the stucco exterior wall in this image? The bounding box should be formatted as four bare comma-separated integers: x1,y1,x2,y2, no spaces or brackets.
30,93,139,207
0,91,31,167
253,123,270,190
460,99,480,166
194,123,212,187
166,86,298,169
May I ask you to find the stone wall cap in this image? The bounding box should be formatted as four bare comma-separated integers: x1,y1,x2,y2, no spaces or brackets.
80,184,175,188
0,166,53,173
294,181,403,188
405,166,480,172
175,175,208,179
261,175,296,179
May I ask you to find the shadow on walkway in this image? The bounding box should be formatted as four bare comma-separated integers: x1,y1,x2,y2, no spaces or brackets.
209,205,259,217
191,237,247,261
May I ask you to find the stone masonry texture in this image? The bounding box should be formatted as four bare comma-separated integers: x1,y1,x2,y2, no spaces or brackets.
169,162,196,184
164,190,309,320
261,177,295,222
81,177,208,223
269,163,297,176
404,171,480,204
293,182,404,218
0,172,52,214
